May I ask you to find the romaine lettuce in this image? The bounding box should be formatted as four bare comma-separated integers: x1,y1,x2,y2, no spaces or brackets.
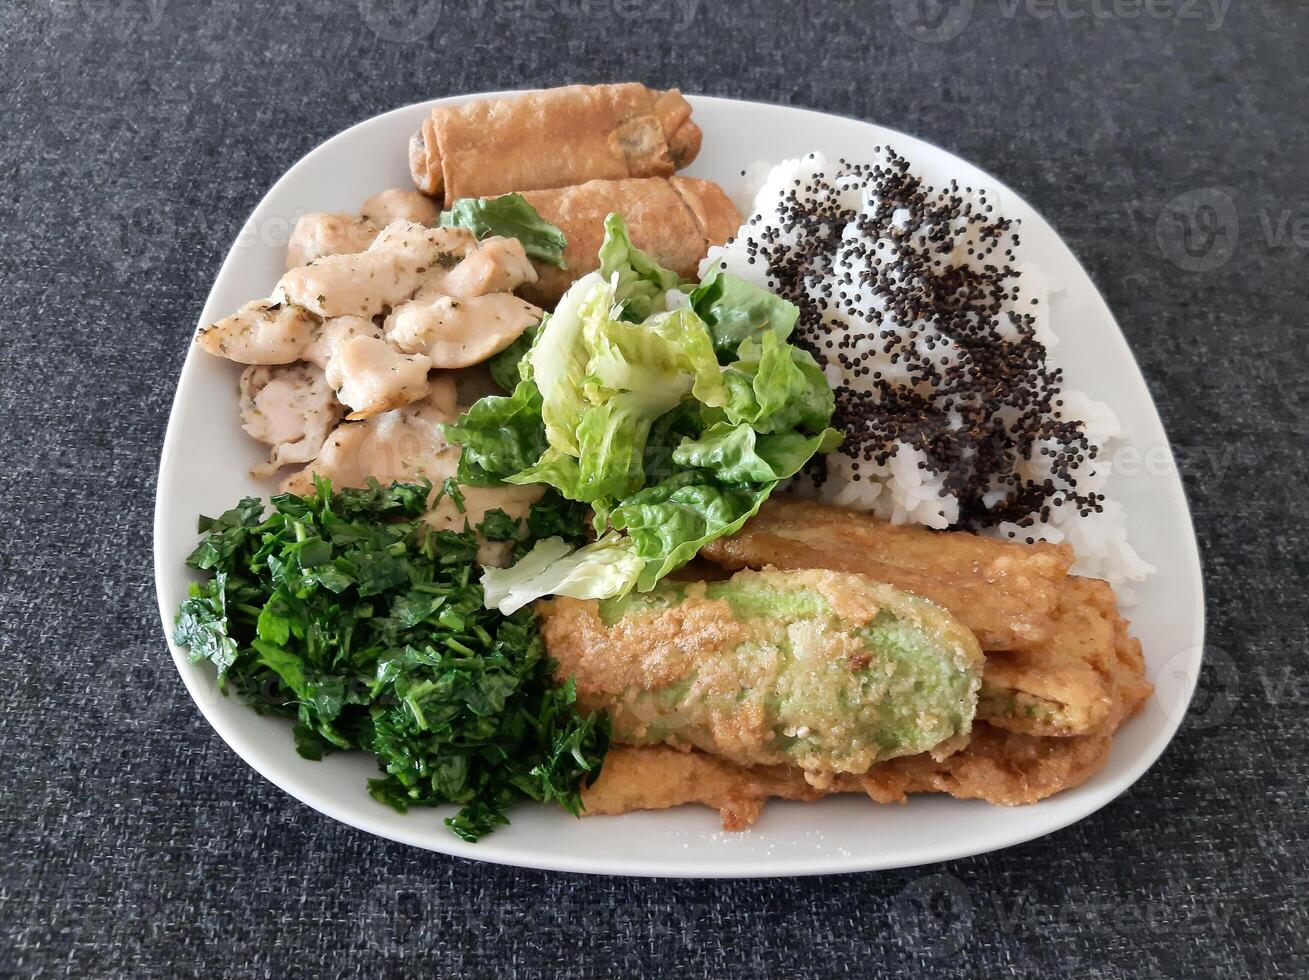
608,472,772,591
690,266,799,355
512,283,724,503
531,272,608,456
442,378,546,486
481,533,643,614
443,214,842,606
720,331,835,434
439,193,567,267
488,321,537,392
597,213,680,322
672,423,842,484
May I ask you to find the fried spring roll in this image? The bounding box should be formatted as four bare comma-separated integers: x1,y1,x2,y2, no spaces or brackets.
518,176,741,306
699,496,1073,651
980,577,1151,738
409,84,703,204
581,724,1114,830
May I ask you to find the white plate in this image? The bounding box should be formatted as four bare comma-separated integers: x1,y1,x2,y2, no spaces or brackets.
154,93,1205,877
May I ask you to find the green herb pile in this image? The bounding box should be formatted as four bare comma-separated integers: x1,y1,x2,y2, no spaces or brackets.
173,476,607,841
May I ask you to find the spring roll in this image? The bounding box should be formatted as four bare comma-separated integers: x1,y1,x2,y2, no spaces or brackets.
409,84,703,204
700,496,1073,652
581,724,1114,829
518,176,741,306
539,568,984,783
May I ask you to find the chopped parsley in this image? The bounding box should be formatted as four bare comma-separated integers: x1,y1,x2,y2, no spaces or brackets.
173,476,609,841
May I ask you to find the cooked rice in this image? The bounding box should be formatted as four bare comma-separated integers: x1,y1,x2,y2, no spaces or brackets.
703,151,1154,599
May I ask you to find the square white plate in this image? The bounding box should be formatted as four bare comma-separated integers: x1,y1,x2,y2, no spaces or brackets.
154,93,1204,877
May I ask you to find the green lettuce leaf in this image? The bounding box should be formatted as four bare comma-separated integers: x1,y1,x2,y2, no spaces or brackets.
608,472,773,591
641,402,706,487
672,423,843,484
506,447,584,500
513,282,724,504
689,266,799,356
597,213,681,322
488,320,537,392
442,378,547,486
720,331,835,434
439,193,567,267
481,533,643,614
532,272,610,456
447,214,844,607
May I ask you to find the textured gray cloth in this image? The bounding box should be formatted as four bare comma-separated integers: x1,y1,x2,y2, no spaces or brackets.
2,0,1305,976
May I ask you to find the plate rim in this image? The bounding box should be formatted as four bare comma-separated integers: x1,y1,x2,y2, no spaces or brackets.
153,91,1205,877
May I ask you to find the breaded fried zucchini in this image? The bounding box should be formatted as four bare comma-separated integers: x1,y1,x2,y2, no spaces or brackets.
539,568,984,784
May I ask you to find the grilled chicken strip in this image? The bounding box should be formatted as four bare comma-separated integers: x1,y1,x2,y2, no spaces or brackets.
385,292,543,369
325,335,432,420
279,382,458,496
275,222,475,319
280,383,540,566
238,363,342,477
285,213,379,270
428,235,539,299
195,299,319,365
357,187,440,227
300,315,384,370
286,189,441,270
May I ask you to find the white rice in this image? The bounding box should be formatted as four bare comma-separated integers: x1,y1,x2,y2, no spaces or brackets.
704,152,1154,600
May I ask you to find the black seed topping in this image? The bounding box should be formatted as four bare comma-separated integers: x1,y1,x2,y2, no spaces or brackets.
736,149,1099,528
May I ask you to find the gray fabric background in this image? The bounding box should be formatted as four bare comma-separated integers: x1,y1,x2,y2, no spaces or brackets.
2,0,1305,976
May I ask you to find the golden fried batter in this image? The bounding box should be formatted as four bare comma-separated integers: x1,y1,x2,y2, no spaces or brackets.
980,577,1152,737
700,496,1073,651
567,499,1149,827
580,723,1114,830
539,569,983,779
698,496,1149,737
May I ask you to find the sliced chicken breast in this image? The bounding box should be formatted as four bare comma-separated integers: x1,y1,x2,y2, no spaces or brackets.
285,213,378,270
238,363,342,477
301,315,384,370
275,223,476,318
325,335,432,420
385,292,543,368
285,189,441,271
196,299,318,365
279,384,459,496
431,235,539,299
359,188,440,227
